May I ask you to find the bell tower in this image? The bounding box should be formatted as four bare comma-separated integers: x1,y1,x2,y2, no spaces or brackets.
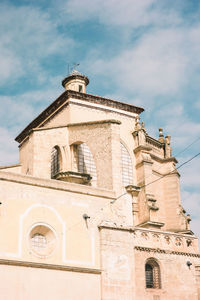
62,69,89,93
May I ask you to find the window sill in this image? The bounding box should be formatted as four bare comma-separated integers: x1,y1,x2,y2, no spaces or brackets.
53,171,92,185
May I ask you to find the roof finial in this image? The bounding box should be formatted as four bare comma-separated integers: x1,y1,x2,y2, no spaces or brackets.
67,62,80,75
158,128,164,143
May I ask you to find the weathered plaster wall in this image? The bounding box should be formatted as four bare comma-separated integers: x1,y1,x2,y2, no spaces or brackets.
0,263,101,300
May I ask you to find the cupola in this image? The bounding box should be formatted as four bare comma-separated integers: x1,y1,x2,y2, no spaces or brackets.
62,70,89,93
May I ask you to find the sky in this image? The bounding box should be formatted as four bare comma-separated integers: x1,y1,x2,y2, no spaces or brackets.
0,0,200,238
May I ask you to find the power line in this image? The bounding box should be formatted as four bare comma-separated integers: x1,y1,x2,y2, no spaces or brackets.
141,152,200,189
176,152,200,170
62,148,200,235
141,135,200,183
174,136,200,158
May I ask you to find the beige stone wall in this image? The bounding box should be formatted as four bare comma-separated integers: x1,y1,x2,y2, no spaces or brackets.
134,249,199,300
134,228,199,299
26,127,69,179
19,135,33,175
68,121,121,191
0,171,116,268
18,100,137,192
0,164,21,174
195,265,200,300
163,173,185,232
0,263,101,300
100,226,135,300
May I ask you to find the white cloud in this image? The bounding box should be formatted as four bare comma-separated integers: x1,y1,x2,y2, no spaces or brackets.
0,3,73,86
0,85,63,166
0,128,18,165
180,156,200,189
196,100,200,109
181,190,200,237
60,0,180,28
88,25,200,100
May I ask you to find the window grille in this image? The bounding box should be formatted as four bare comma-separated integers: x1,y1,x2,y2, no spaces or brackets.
121,142,133,186
145,264,154,288
51,147,60,178
31,233,47,250
76,143,97,182
145,259,161,289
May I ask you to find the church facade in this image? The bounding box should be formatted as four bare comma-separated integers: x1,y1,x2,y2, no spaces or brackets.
0,71,199,299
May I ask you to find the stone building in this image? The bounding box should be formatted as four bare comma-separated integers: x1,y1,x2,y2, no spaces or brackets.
0,70,199,299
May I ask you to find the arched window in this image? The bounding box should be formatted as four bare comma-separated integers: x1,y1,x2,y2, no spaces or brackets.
145,259,161,289
51,146,61,178
31,233,47,250
74,143,97,183
121,142,133,186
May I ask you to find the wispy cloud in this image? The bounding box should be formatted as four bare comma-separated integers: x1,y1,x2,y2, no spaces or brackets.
60,0,181,28
0,128,18,165
0,3,73,86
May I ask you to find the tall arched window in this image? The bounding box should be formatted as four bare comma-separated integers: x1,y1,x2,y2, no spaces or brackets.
74,143,97,184
121,142,133,186
51,146,61,178
145,259,161,289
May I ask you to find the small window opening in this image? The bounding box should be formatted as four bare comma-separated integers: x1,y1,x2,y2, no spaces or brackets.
121,142,133,186
31,233,47,250
51,146,60,178
79,85,83,92
145,259,161,289
73,143,97,184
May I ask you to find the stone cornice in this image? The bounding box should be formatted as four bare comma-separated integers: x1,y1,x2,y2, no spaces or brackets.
0,259,101,274
134,145,152,154
29,120,121,134
0,163,21,170
67,119,121,127
134,246,200,257
62,74,89,87
68,91,144,114
146,135,164,149
98,222,134,232
15,90,144,144
150,153,178,164
134,227,197,239
0,171,115,200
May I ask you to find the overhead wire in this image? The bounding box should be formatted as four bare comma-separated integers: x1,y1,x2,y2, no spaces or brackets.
139,135,200,183
62,131,200,234
63,149,200,235
141,151,200,189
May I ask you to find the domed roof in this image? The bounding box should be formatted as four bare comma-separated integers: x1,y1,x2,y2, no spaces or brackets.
62,70,89,88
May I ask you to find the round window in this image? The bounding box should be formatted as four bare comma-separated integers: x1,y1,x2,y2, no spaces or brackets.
29,224,56,258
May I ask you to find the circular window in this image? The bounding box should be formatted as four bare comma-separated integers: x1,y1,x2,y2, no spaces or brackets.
29,224,56,258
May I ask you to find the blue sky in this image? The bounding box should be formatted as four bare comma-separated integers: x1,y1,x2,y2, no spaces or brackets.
0,0,200,238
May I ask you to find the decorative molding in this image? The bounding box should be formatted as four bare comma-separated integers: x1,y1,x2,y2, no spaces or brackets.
0,163,21,170
62,74,89,87
146,135,164,149
134,227,197,239
98,222,134,232
0,171,115,200
53,171,92,184
69,100,137,119
150,153,178,164
0,259,101,274
134,145,152,154
134,246,200,257
137,221,164,229
67,119,121,127
125,185,140,196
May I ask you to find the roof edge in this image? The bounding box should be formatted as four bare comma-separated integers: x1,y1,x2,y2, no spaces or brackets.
15,90,144,144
